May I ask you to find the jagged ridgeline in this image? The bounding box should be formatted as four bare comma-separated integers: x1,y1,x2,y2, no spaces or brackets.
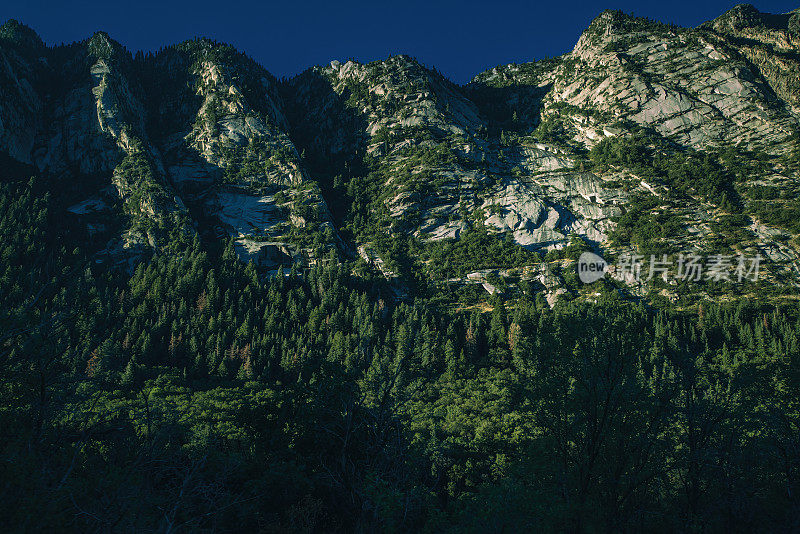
0,22,336,273
2,5,800,303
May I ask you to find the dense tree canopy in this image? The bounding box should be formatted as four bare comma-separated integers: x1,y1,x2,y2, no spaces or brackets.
2,176,800,532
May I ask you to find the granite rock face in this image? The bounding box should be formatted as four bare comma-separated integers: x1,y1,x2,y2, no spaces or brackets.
2,6,800,301
475,8,799,154
0,26,336,268
702,5,800,109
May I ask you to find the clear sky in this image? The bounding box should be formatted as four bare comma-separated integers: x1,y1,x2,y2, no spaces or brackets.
1,1,797,83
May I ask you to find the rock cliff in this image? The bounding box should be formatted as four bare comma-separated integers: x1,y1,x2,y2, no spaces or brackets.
2,5,799,305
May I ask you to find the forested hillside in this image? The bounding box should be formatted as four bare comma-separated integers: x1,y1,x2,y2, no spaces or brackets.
2,4,800,532
2,173,800,531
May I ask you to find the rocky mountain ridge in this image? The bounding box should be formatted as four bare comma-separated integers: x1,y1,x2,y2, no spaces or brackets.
2,5,800,306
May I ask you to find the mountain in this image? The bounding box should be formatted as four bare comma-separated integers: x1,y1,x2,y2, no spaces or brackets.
0,25,337,273
3,5,800,307
0,6,800,303
5,6,800,532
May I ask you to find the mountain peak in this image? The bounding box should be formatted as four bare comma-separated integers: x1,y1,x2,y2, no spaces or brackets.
705,3,797,33
584,9,677,36
86,30,126,60
0,19,44,51
574,9,681,53
708,4,764,30
583,9,633,37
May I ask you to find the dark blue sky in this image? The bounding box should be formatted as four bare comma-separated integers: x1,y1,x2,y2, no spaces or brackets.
1,1,797,83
